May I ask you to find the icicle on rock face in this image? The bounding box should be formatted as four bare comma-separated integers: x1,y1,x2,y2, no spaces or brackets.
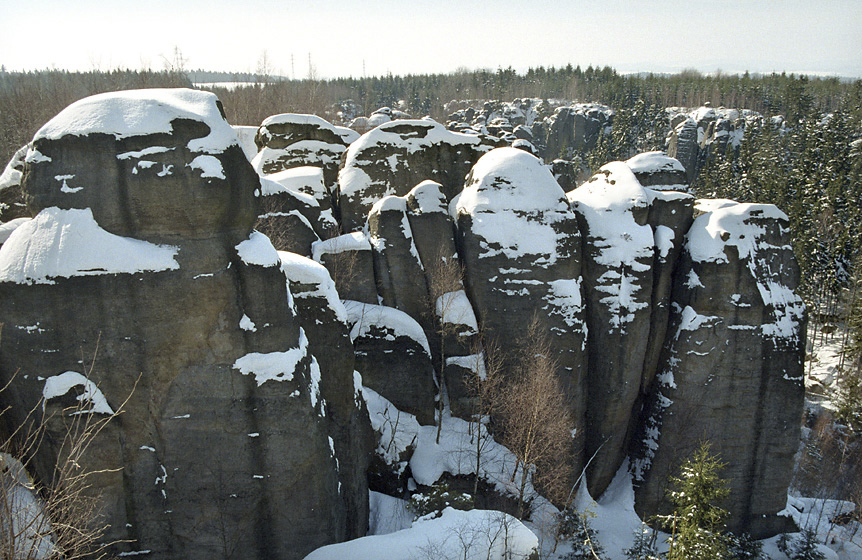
452,146,588,473
632,199,805,539
0,89,355,560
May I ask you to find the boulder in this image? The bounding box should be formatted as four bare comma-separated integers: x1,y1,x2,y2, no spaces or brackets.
278,252,374,539
568,162,655,497
338,119,500,231
0,89,352,560
251,113,348,201
344,301,436,425
452,147,588,471
256,177,322,256
632,199,806,539
312,232,378,304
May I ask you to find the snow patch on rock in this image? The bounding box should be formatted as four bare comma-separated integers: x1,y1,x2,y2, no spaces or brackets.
0,207,179,284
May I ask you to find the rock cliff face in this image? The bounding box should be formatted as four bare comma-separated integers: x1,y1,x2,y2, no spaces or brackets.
0,94,806,548
0,89,366,560
453,147,589,473
631,199,805,538
666,106,748,183
278,252,373,539
568,162,659,497
545,105,611,159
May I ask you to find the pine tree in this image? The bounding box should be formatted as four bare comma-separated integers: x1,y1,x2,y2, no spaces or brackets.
659,442,731,560
624,523,661,560
786,528,826,560
726,532,766,559
557,507,607,560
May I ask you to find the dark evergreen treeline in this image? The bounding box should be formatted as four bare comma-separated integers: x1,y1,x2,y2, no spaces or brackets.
3,65,859,164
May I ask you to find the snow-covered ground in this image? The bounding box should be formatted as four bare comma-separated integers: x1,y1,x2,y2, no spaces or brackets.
302,329,860,559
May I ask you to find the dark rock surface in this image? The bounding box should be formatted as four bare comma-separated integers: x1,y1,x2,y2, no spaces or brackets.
312,232,378,304
544,105,611,159
404,180,478,418
632,199,806,538
256,177,322,256
667,117,699,185
278,252,374,540
338,119,500,231
344,301,436,425
453,147,588,472
568,162,656,498
0,89,361,560
367,195,431,333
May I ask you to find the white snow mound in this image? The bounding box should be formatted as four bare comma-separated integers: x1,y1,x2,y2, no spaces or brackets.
0,207,179,284
303,507,537,560
33,88,238,155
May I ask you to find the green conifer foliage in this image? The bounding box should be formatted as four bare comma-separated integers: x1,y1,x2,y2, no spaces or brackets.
659,442,731,560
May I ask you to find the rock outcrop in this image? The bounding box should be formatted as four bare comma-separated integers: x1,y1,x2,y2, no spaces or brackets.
256,177,323,256
0,145,28,222
338,119,500,231
367,196,431,333
266,166,338,230
312,232,378,304
544,105,611,159
452,147,588,472
666,106,748,183
632,199,806,538
344,301,436,425
0,87,808,545
0,89,364,560
279,252,373,539
252,113,348,203
568,162,657,497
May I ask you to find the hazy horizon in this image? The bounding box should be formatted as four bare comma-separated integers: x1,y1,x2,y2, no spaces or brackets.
3,0,861,80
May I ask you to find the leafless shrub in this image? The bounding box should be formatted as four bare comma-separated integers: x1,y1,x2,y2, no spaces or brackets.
496,316,575,518
1,345,135,559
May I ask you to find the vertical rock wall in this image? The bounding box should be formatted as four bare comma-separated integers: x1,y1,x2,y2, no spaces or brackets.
0,90,361,560
631,200,806,538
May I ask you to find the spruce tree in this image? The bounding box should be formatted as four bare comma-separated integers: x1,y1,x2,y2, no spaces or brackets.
557,507,607,560
659,442,731,560
624,524,661,560
786,528,826,560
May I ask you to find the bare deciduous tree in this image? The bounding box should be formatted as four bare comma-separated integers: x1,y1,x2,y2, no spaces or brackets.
1,361,135,560
496,316,575,519
425,249,466,444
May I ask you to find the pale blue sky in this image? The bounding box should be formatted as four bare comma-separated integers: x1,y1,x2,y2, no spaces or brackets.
3,0,860,78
